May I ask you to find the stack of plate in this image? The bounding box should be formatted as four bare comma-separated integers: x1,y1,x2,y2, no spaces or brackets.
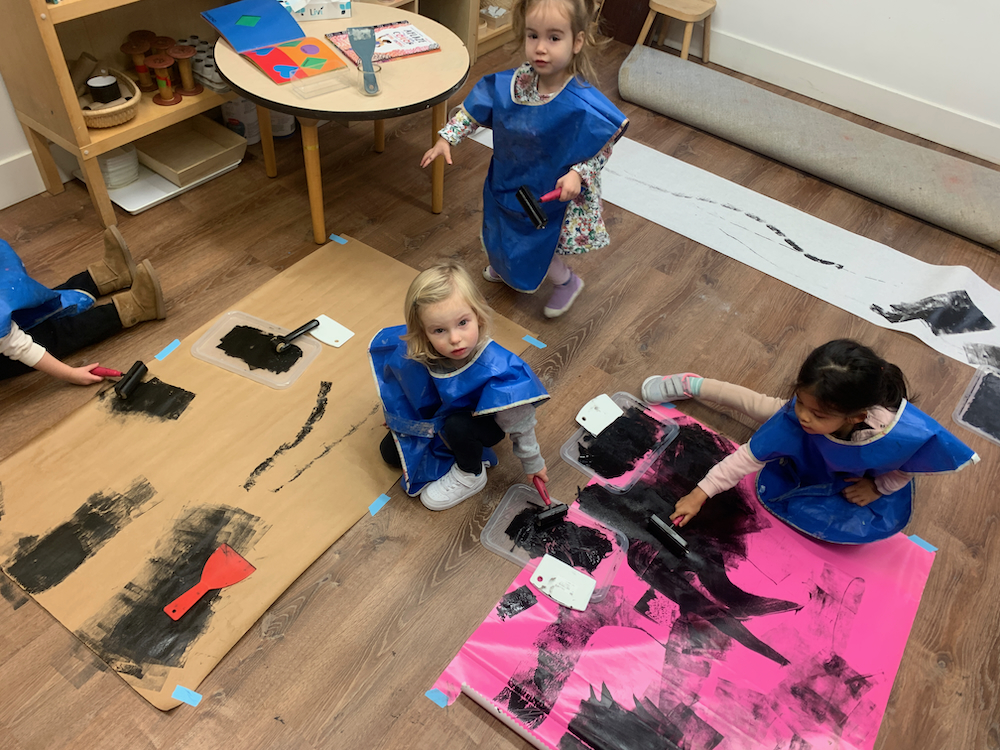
97,145,139,188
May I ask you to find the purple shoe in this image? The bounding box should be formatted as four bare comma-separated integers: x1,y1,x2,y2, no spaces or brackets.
483,265,503,282
543,273,584,318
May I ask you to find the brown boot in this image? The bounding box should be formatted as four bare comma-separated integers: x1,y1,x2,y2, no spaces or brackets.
112,259,166,328
88,226,137,295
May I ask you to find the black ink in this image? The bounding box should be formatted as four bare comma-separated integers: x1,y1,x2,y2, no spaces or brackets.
504,509,614,573
218,324,302,373
871,290,994,336
244,381,332,490
958,369,1000,442
578,406,662,480
103,377,195,420
496,585,538,621
6,477,158,594
0,481,4,520
0,575,29,609
964,343,1000,369
559,684,687,750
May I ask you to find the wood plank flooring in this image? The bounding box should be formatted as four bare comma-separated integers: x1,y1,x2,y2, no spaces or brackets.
1,38,998,750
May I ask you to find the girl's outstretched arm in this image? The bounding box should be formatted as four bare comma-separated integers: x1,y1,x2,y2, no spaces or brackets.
671,487,708,526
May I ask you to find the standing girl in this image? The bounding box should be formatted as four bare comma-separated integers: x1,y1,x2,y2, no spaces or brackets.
420,0,628,318
642,340,978,544
370,261,549,510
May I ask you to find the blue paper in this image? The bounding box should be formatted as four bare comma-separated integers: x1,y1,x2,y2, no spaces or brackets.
172,685,203,706
202,0,304,54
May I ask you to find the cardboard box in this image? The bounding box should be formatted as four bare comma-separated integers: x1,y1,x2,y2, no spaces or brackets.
134,116,247,187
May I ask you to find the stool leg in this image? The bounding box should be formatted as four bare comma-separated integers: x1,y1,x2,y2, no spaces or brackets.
702,15,712,63
637,9,656,46
656,17,671,46
680,21,694,60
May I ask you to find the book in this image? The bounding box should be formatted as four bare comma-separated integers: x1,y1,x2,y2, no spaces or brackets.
325,21,440,64
241,37,347,84
202,0,305,55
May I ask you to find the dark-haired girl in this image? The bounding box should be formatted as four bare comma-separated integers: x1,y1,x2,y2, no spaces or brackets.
641,340,978,544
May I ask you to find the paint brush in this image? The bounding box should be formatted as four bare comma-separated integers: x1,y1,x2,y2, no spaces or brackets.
648,513,688,557
114,361,148,400
274,319,319,354
516,186,562,229
532,476,569,529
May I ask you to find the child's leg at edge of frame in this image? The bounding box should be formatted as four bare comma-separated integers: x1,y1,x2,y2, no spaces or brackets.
440,412,505,475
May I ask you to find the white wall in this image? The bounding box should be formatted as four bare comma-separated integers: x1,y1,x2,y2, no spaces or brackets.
2,1,998,210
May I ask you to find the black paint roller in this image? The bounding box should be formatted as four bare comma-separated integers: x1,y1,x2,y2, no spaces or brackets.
532,476,569,529
114,360,148,400
648,513,689,557
274,319,319,354
516,186,562,230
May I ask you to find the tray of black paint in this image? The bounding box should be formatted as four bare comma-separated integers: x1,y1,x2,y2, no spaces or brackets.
191,310,323,389
953,365,1000,447
560,391,680,493
481,483,627,603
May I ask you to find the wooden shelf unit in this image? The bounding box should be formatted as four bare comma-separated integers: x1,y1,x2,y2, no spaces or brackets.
0,0,234,228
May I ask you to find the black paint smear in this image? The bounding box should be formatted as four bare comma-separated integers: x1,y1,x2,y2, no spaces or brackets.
218,324,302,373
871,290,994,336
578,406,662,480
5,477,158,594
496,585,538,621
0,575,29,609
559,684,686,750
0,482,4,520
75,504,265,685
504,509,614,573
103,377,195,420
244,381,332,490
964,343,1000,368
958,369,1000,442
782,654,873,731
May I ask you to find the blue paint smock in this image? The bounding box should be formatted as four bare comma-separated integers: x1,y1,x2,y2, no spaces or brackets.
0,238,94,337
750,398,978,544
463,70,628,292
369,325,549,495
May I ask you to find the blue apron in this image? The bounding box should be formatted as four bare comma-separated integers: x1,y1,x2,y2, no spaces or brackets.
370,325,549,495
463,70,628,292
1,238,94,337
750,399,977,544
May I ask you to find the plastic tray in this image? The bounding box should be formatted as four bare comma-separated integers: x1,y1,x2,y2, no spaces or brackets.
191,310,322,389
481,483,628,603
953,365,1000,447
560,392,680,493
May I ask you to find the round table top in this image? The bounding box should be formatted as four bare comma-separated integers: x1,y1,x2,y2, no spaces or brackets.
214,5,471,121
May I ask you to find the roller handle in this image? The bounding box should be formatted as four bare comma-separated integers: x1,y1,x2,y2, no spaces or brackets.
92,366,122,377
532,476,552,508
275,319,320,353
539,188,561,202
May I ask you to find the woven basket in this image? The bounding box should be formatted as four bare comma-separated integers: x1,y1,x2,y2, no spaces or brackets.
82,70,141,129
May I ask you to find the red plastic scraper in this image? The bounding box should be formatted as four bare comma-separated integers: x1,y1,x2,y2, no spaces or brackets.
164,544,256,620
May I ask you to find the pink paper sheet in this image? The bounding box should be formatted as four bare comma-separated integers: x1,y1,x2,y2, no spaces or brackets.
435,410,934,749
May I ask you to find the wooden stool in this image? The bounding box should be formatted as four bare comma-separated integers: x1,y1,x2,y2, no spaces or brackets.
637,0,716,63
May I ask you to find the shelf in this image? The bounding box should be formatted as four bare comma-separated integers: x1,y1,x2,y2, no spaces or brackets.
47,0,145,25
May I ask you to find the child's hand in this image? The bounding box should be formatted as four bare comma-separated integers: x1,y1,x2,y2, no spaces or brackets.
527,467,549,485
670,488,708,527
843,477,881,506
420,138,452,168
555,170,582,201
69,364,106,386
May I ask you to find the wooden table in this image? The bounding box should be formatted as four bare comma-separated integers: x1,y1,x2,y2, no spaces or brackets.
215,5,471,243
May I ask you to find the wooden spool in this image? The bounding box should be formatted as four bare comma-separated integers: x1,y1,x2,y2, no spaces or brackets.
150,36,176,55
127,29,157,44
145,53,181,105
120,40,156,92
168,44,203,96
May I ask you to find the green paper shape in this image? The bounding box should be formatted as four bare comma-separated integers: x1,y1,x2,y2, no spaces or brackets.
236,14,261,27
301,57,325,69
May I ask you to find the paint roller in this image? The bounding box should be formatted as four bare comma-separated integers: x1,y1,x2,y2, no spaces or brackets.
532,476,569,529
274,319,320,354
113,360,148,400
516,186,562,230
647,513,688,557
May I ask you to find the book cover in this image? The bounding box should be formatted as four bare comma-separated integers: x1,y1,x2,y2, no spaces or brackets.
325,21,440,64
202,0,305,55
241,37,347,84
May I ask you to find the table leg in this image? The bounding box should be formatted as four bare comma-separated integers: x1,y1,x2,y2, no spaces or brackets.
298,117,326,244
373,120,385,153
431,101,446,214
256,104,278,178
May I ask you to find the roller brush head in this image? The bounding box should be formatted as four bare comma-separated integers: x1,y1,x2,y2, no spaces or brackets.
534,502,569,529
648,513,688,557
114,361,148,400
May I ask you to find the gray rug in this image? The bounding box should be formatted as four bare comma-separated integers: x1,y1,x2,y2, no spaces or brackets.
618,45,1000,251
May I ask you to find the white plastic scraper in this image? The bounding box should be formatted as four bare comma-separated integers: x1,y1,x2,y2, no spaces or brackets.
530,554,596,611
575,393,624,435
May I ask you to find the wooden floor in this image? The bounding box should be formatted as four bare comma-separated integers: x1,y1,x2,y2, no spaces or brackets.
2,37,998,750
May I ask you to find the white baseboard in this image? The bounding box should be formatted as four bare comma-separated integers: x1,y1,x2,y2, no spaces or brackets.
0,150,46,211
657,30,1000,166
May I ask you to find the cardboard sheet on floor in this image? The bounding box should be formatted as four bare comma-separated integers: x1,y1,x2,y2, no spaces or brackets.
433,410,935,749
0,237,535,710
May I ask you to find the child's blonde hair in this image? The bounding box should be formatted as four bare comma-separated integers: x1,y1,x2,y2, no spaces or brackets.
402,261,494,365
512,0,606,84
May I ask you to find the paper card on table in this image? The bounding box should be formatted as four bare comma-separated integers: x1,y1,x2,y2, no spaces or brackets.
242,37,346,84
530,554,596,611
312,315,354,347
575,393,624,436
202,0,305,55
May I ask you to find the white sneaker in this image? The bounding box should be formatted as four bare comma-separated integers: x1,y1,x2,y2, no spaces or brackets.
421,462,488,511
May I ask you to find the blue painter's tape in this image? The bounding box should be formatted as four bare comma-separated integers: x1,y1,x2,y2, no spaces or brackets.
172,685,203,706
908,535,938,552
523,335,546,349
155,339,181,360
425,688,449,707
369,493,390,516
329,234,348,244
